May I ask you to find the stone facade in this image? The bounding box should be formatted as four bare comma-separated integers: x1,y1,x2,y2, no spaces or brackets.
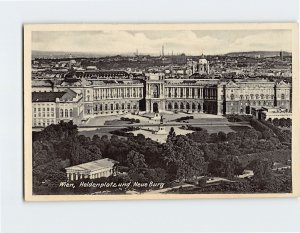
33,71,292,126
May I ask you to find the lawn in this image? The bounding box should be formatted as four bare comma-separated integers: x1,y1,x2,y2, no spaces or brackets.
104,120,131,126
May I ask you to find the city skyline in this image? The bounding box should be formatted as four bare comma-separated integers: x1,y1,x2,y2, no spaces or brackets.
32,30,292,56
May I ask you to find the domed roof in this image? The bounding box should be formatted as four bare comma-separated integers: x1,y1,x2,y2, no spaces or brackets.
199,58,208,64
198,53,208,64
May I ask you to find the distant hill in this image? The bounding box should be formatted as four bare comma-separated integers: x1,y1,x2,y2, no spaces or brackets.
32,50,137,59
225,51,292,57
32,50,107,59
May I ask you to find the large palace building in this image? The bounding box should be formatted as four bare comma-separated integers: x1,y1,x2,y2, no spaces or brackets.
144,74,291,115
31,58,292,126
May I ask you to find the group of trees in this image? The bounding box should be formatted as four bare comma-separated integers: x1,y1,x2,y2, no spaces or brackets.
268,118,292,128
32,117,292,194
120,117,140,124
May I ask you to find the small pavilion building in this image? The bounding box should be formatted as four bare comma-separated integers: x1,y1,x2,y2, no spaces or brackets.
65,158,118,181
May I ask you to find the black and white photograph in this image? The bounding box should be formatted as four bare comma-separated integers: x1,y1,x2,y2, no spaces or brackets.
24,23,299,201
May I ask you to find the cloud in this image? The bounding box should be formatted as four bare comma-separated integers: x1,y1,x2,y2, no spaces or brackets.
32,30,292,55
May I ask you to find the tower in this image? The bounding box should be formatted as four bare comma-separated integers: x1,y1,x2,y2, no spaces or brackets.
162,45,164,57
280,50,283,60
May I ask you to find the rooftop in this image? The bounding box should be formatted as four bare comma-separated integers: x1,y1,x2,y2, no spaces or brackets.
32,89,78,102
65,158,118,172
32,91,66,102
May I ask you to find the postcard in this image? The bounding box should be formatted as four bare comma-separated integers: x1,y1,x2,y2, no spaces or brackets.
24,23,299,201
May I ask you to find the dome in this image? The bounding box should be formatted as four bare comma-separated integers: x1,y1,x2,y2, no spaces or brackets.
199,58,208,64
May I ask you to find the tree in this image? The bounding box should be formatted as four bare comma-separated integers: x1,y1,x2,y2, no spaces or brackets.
286,118,292,128
279,118,287,127
218,131,227,141
227,132,237,141
163,135,206,180
188,130,209,143
248,158,273,182
262,130,273,140
126,150,147,169
167,127,176,142
273,118,279,127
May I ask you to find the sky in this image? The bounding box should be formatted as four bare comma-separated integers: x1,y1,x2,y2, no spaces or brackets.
32,30,292,56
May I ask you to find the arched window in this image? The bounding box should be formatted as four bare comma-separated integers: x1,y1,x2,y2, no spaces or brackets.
105,104,108,110
65,109,69,117
127,103,131,109
69,109,73,117
186,89,189,98
266,94,269,99
256,94,259,99
250,94,254,100
168,89,171,97
116,103,119,110
174,103,178,109
246,95,249,100
168,103,172,110
100,104,103,111
186,103,190,109
240,95,243,100
230,94,234,100
122,103,125,110
281,94,285,99
261,94,264,99
180,102,184,110
111,104,114,110
60,109,63,118
192,89,195,98
152,85,159,98
192,103,196,110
